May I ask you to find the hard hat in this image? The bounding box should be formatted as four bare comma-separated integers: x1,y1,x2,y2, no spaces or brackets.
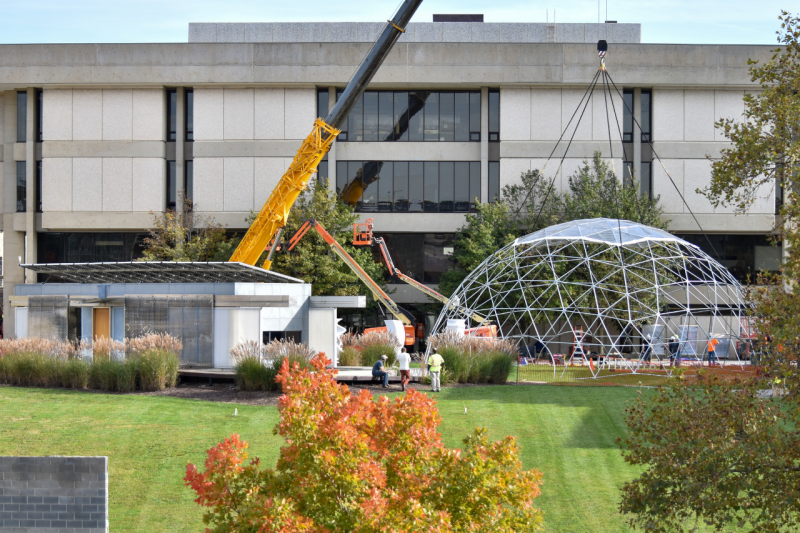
381,354,388,359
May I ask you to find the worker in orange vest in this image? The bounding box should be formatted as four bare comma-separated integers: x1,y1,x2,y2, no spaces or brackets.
706,336,720,365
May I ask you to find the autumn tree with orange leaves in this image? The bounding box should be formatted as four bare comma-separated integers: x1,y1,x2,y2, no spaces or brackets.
184,354,543,533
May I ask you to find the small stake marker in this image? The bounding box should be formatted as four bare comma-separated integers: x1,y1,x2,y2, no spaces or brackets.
233,408,238,417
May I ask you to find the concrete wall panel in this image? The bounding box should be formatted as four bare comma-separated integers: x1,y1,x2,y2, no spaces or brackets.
193,157,224,211
224,88,254,140
500,158,531,189
713,90,745,142
72,89,103,141
132,158,164,212
72,157,103,211
684,90,715,142
43,89,72,141
562,89,592,141
102,157,133,211
132,88,164,141
254,157,285,209
591,90,623,142
530,89,561,141
683,159,714,214
653,90,683,141
42,157,72,211
102,89,133,141
223,157,254,211
284,88,316,140
653,159,685,214
254,88,285,139
500,88,530,141
195,88,224,141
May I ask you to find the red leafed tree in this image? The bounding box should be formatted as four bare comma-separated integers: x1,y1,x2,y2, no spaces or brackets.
185,354,544,532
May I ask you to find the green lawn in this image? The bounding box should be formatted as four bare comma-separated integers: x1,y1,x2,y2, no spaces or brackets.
0,384,651,532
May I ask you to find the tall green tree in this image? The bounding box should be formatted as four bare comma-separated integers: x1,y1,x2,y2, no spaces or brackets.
619,14,800,532
439,152,666,296
270,179,387,298
140,199,233,262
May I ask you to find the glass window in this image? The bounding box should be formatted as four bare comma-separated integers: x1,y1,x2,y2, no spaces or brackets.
377,233,425,282
454,92,470,142
454,162,470,212
622,89,633,142
185,160,194,204
317,160,328,185
423,233,455,283
409,162,424,212
470,161,481,210
336,89,348,141
378,162,393,212
488,90,500,141
424,161,439,212
363,92,378,142
37,90,43,142
16,161,26,212
348,161,363,203
424,93,439,142
96,233,125,262
167,161,177,210
641,162,652,199
350,95,363,141
439,162,454,212
185,89,194,141
393,162,409,212
469,92,481,141
439,92,455,141
488,161,500,203
393,92,408,141
167,89,177,141
67,233,95,263
359,161,379,212
17,91,27,142
336,161,348,193
38,233,65,264
317,88,328,119
37,161,42,212
641,89,652,142
408,91,426,142
379,92,393,140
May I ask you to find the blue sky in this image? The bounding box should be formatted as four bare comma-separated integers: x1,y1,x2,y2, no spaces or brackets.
0,0,790,45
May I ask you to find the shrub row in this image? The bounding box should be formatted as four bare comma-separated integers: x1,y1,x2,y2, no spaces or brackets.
339,330,401,367
0,334,181,392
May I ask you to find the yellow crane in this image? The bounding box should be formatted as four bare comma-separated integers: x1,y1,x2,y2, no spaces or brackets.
229,0,423,269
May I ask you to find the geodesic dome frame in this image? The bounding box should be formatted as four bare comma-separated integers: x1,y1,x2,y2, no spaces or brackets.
432,218,751,379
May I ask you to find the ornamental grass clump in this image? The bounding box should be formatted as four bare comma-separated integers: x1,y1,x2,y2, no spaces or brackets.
0,338,91,389
427,331,517,384
126,333,182,391
230,339,317,391
339,330,400,366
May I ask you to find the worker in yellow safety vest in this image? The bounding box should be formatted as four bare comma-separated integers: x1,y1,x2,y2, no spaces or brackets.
427,351,444,393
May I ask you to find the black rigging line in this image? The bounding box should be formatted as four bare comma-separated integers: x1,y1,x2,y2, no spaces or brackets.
511,69,603,229
525,71,603,234
603,70,720,259
600,68,624,234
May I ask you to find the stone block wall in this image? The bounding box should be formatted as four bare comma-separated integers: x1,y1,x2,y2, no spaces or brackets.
0,456,108,533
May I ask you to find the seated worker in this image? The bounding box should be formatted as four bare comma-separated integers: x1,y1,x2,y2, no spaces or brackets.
372,354,389,388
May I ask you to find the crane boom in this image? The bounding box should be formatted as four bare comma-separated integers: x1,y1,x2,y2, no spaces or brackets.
287,220,412,326
229,0,424,268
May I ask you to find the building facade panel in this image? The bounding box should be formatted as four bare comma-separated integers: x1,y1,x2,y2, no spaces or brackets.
131,158,165,212
254,88,285,139
72,157,103,211
254,157,286,209
223,88,255,140
284,88,317,139
223,157,255,211
72,89,103,140
653,159,685,214
194,88,224,141
42,157,72,211
499,87,530,140
530,88,562,141
42,89,72,141
193,157,224,211
132,89,164,141
102,157,133,211
683,90,715,142
713,90,745,142
102,89,133,141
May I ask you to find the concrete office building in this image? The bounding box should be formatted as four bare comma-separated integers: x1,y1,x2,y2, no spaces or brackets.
0,19,781,338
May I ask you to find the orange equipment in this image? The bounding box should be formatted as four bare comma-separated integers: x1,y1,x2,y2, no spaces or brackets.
352,219,490,328
287,219,415,346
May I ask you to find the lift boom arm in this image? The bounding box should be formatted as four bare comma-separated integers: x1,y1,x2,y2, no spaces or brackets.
287,220,412,326
373,236,488,325
228,0,423,268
